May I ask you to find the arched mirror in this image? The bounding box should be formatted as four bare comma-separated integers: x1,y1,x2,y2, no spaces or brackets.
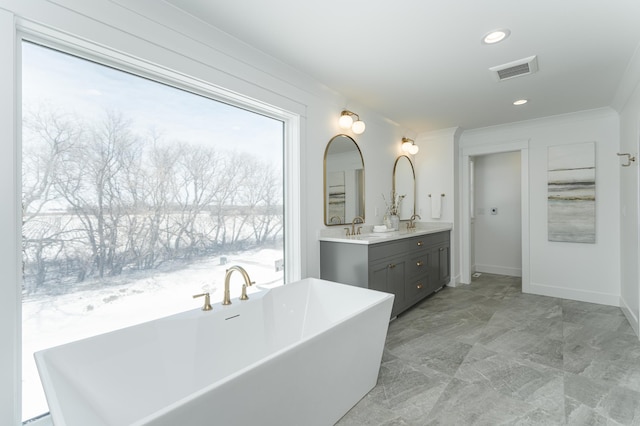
393,155,415,220
324,134,365,225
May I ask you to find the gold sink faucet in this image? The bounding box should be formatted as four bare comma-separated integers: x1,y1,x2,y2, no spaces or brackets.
223,265,254,305
348,216,364,236
407,214,421,230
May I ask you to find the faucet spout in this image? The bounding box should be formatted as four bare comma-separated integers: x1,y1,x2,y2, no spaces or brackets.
351,216,365,235
408,214,421,230
223,265,254,305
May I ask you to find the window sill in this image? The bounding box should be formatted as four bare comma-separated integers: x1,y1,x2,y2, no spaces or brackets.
24,414,52,426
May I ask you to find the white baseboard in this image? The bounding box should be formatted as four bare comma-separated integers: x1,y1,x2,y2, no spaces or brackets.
527,281,619,306
620,296,640,337
475,264,522,277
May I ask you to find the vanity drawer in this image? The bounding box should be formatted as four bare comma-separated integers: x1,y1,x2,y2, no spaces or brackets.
369,240,408,261
421,231,449,246
369,232,447,261
404,232,448,252
407,252,430,278
405,274,430,305
388,236,431,256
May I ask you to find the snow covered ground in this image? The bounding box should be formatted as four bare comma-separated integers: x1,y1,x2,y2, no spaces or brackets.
22,248,283,421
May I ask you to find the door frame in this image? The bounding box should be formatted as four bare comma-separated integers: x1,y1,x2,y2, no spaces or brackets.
460,140,530,291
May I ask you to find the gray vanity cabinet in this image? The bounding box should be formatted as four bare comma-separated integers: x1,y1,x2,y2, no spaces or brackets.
369,257,407,317
436,243,451,286
320,231,450,317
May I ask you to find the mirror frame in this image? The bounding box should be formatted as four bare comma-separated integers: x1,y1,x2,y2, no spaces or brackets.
323,134,365,226
392,155,416,220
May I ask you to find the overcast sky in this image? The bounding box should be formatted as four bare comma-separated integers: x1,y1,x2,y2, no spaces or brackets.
21,41,283,165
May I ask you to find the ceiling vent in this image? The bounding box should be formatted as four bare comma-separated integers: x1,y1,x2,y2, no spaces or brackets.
489,55,538,81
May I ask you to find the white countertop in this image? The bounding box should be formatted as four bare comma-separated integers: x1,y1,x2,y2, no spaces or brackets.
318,222,453,245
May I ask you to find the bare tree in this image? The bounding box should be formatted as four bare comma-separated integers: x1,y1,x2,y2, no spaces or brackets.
55,111,138,278
22,108,81,292
208,151,248,247
137,139,179,268
170,144,225,257
241,157,283,244
22,108,80,220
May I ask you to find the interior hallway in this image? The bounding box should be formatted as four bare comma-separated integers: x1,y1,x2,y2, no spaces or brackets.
337,274,640,425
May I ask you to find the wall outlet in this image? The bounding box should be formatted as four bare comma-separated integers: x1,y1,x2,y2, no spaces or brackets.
375,207,379,217
490,207,498,215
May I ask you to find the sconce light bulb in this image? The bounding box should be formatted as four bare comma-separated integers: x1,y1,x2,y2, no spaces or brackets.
338,113,353,129
351,120,366,134
409,144,420,155
402,141,413,152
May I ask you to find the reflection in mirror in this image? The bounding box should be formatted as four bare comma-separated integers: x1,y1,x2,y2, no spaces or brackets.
324,134,365,225
393,155,416,220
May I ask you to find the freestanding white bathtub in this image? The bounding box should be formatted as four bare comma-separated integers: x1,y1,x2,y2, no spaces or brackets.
35,277,394,426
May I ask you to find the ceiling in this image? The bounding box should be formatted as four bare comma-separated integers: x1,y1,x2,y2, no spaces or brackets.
162,0,640,133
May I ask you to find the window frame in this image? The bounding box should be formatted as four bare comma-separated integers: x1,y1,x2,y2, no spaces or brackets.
6,19,302,425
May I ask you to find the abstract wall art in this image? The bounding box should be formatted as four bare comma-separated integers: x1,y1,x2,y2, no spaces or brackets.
547,142,596,243
327,171,346,223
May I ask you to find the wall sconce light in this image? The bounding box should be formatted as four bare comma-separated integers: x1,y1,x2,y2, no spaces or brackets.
401,137,419,155
338,110,366,134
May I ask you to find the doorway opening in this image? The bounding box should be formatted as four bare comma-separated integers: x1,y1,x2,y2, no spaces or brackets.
471,151,522,277
461,140,530,289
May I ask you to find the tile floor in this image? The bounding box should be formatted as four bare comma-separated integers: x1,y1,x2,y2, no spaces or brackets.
336,273,640,425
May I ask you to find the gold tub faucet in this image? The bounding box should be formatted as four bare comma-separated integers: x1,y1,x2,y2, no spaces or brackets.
223,265,255,305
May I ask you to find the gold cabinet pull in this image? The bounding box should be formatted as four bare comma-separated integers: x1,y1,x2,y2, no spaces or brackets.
416,283,423,289
440,247,444,252
416,260,424,267
417,241,423,247
388,263,396,269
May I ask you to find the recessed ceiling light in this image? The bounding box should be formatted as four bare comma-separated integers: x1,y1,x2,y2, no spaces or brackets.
513,99,528,106
482,29,511,45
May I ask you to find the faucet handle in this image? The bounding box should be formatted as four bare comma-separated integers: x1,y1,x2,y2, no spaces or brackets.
239,279,256,301
344,227,351,237
357,226,362,235
240,284,249,301
193,293,213,311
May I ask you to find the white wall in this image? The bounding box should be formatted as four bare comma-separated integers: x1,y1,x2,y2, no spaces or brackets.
414,127,461,285
619,81,640,336
0,1,414,424
415,128,457,223
473,151,522,276
461,108,621,305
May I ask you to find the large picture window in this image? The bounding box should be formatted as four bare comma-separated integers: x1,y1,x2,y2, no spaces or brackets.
21,41,286,421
